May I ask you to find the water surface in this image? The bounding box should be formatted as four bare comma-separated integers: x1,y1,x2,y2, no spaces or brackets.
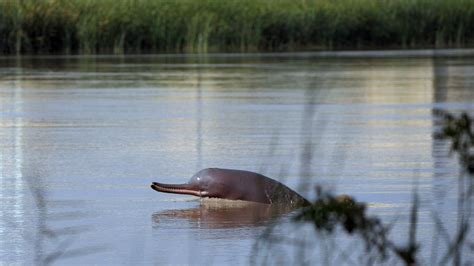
1,51,474,265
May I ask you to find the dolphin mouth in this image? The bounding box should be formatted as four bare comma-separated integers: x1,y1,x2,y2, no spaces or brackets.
151,182,207,197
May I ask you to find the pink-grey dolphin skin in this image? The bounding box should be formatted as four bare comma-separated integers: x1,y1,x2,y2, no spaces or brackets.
151,168,310,207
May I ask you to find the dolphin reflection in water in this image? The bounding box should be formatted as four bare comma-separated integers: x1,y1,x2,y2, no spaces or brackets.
152,200,296,229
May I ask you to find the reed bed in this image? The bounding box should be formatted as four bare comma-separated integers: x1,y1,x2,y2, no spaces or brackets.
0,0,473,54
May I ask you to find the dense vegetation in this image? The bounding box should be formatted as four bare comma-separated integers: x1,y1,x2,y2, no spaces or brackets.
1,0,473,54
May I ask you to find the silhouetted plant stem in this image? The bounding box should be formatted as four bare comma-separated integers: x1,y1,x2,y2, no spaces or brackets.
434,110,474,266
257,110,473,265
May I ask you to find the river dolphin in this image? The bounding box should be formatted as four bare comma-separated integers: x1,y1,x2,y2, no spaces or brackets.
151,168,310,207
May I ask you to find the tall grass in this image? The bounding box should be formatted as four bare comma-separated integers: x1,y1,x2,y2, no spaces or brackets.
0,0,473,54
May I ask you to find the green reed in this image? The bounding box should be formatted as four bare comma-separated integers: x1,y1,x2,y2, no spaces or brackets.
0,0,473,54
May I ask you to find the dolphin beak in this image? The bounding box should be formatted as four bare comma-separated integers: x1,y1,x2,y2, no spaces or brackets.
151,182,203,197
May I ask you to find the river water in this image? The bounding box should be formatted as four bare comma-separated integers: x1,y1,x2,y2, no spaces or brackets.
1,51,474,265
